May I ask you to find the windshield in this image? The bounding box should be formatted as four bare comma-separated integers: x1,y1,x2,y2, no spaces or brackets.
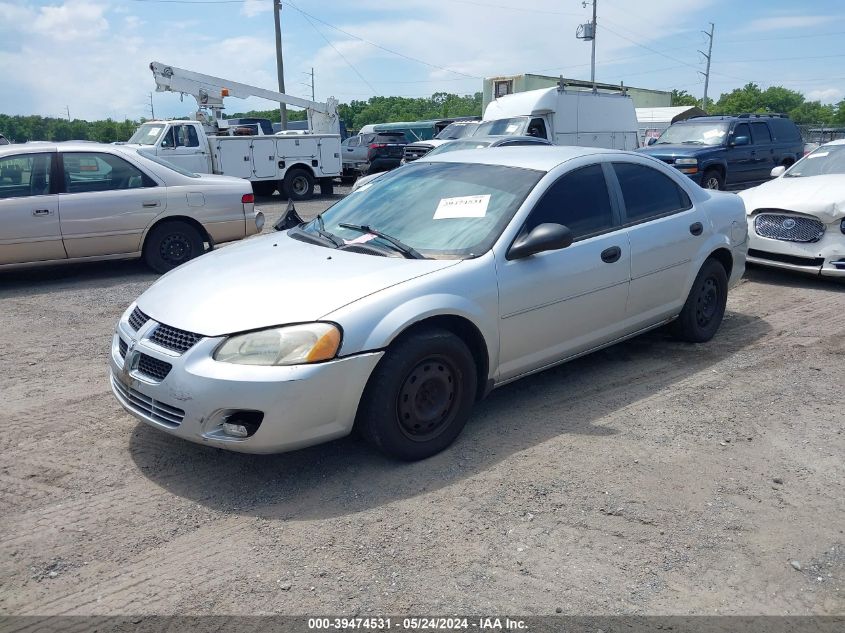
428,140,494,156
435,122,480,140
134,150,200,177
655,122,728,146
128,123,166,146
474,117,529,137
785,144,845,178
300,161,542,259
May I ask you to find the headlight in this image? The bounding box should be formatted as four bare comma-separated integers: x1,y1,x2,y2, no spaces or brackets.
840,218,845,235
213,323,341,366
674,158,698,165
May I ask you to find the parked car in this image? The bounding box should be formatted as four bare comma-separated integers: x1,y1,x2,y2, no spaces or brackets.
352,135,552,192
0,142,264,272
341,131,408,179
110,146,746,460
738,140,845,278
637,114,804,191
402,120,481,163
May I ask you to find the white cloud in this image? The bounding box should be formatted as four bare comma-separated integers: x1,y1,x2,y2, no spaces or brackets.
806,88,844,105
241,0,269,18
744,15,834,33
31,0,108,41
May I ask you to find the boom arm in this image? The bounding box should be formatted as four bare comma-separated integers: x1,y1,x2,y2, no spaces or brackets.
149,61,340,135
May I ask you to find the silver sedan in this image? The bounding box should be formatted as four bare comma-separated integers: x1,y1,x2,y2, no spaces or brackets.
0,142,264,272
110,146,747,460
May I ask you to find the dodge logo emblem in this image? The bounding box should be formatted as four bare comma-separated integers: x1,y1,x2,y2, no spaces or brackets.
782,218,796,230
122,340,137,380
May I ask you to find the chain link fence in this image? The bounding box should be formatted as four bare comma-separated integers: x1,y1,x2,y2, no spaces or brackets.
796,123,845,143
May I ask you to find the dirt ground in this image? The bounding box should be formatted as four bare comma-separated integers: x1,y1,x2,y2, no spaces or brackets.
0,189,843,617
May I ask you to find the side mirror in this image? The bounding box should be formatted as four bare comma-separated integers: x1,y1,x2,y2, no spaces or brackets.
273,198,304,231
731,135,750,147
508,223,573,260
770,165,786,178
647,137,657,146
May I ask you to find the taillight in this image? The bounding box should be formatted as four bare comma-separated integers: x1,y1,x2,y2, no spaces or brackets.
368,143,387,149
242,193,254,203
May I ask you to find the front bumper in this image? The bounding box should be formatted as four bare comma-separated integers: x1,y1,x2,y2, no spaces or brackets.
109,310,383,454
746,215,845,278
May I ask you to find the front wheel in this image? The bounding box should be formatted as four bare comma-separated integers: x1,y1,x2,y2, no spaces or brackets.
357,329,477,461
701,169,724,191
143,220,205,274
673,259,728,343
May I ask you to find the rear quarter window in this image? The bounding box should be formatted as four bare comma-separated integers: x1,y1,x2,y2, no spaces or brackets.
769,118,801,142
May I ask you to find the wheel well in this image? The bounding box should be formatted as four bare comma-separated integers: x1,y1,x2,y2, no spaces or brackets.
286,163,315,179
391,315,490,401
142,216,212,253
708,247,733,278
703,164,724,178
781,157,794,166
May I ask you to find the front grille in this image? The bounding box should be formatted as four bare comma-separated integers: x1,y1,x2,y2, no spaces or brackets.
403,145,433,161
137,353,172,382
111,376,184,427
754,212,825,243
748,248,824,268
118,338,128,358
150,323,202,354
128,306,149,331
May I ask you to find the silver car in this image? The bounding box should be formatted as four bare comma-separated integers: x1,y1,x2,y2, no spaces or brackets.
110,147,747,460
0,142,264,272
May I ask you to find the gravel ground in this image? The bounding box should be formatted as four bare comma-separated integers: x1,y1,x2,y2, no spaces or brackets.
0,188,843,616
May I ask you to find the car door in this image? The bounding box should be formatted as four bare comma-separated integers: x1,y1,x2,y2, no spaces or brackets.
0,151,65,265
750,122,775,180
58,151,165,258
725,122,755,185
159,124,207,173
496,162,631,381
608,161,708,325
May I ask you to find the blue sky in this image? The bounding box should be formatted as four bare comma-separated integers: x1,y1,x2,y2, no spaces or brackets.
1,0,843,120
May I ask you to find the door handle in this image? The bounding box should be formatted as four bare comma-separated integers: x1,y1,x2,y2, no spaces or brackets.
690,222,704,236
600,246,622,263
142,201,160,208
32,208,52,216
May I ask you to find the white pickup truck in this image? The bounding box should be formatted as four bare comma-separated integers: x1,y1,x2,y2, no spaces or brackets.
125,120,340,199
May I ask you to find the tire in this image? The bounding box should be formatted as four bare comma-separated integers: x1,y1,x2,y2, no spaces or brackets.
319,178,334,196
340,176,356,185
143,220,205,274
673,258,728,343
357,328,478,461
283,167,315,201
701,168,724,191
251,180,277,197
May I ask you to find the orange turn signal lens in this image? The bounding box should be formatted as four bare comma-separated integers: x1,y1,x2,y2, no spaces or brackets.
306,327,342,362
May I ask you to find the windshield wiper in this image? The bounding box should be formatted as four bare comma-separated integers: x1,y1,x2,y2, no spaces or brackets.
338,223,425,259
681,140,706,145
315,214,344,247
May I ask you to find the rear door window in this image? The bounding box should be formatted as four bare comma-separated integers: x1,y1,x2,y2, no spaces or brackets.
0,153,53,199
751,122,772,144
62,152,153,193
612,162,692,224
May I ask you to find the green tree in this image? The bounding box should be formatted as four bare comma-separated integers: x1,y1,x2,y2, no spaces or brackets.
670,89,699,107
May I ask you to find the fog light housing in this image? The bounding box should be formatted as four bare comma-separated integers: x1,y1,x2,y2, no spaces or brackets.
221,411,264,438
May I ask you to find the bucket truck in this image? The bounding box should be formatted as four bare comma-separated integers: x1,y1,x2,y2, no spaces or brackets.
125,62,342,199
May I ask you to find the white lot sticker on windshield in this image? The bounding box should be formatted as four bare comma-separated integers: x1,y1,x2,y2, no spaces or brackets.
505,123,521,134
433,194,491,219
808,151,829,158
703,128,725,139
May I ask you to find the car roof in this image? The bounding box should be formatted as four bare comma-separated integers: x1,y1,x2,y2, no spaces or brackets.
423,145,629,171
0,141,131,155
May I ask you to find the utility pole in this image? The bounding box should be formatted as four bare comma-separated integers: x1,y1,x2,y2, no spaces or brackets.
148,92,155,119
309,67,315,101
65,106,71,121
699,22,715,111
590,0,597,92
273,0,288,129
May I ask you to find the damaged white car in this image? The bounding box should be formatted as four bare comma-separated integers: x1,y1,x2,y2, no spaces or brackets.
740,140,845,278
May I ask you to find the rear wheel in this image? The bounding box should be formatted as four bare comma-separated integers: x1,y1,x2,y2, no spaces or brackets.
283,167,315,201
701,168,724,191
143,220,205,274
673,258,728,343
357,329,477,461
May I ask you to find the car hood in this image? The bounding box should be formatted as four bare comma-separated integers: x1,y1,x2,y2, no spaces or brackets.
738,174,845,223
136,232,460,337
637,144,721,160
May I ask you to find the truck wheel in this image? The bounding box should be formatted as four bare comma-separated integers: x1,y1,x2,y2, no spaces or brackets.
672,258,728,343
143,220,205,274
251,181,276,197
356,328,477,461
284,168,314,201
702,169,724,191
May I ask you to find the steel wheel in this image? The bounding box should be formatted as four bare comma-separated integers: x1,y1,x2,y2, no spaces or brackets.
396,355,461,442
290,175,309,197
673,258,728,343
695,277,719,328
159,232,194,267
